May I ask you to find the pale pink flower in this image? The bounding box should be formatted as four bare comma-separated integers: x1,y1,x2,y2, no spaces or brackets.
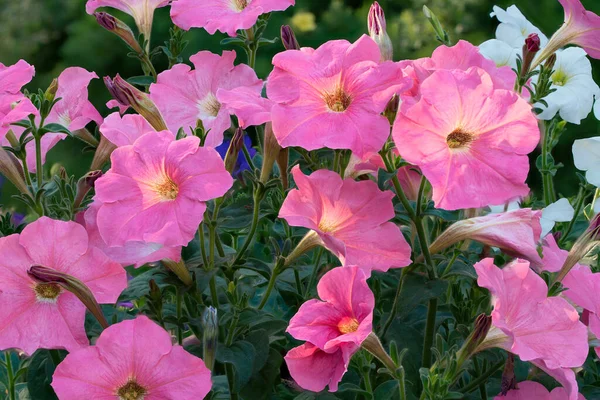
531,359,583,400
279,166,412,273
0,60,36,138
150,50,262,147
396,165,423,201
497,381,585,400
392,67,539,210
100,112,156,147
80,201,182,267
343,152,385,179
0,60,35,95
0,217,127,355
0,96,37,138
539,233,569,273
94,130,233,248
285,266,372,392
475,258,588,370
52,315,212,399
170,0,295,37
217,86,274,128
267,35,411,157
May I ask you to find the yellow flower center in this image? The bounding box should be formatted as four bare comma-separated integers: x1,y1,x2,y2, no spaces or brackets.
231,0,249,12
446,128,474,149
551,69,569,87
34,283,61,302
154,178,179,201
324,87,352,112
117,380,147,400
338,317,360,334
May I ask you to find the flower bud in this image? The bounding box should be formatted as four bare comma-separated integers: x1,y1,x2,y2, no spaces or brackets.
0,146,29,195
28,265,108,329
73,128,100,147
544,53,557,72
90,135,117,170
383,94,399,124
161,258,192,286
260,122,282,184
555,213,600,283
368,2,393,61
74,170,103,210
224,128,245,175
520,33,541,77
202,306,218,371
44,78,59,103
95,12,143,54
456,314,492,367
281,25,300,50
104,75,167,131
276,148,289,189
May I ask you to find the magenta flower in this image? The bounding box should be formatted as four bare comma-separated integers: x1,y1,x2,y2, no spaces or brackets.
150,50,262,147
80,201,182,267
100,112,156,147
531,359,583,400
267,35,411,157
170,0,295,37
498,381,585,400
94,130,233,248
279,166,412,273
217,86,274,128
52,315,212,399
285,266,373,392
393,67,539,210
475,258,588,370
0,217,127,355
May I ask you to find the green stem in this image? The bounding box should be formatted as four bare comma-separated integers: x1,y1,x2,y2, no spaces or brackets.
380,269,407,338
231,189,263,265
209,276,218,307
560,186,588,246
361,366,373,397
540,121,555,206
34,135,43,187
421,298,438,368
199,224,209,268
257,259,283,309
304,247,324,298
225,312,240,400
176,287,183,345
293,268,302,295
21,157,32,187
5,352,15,400
459,359,504,394
440,251,460,278
241,143,256,171
398,366,407,400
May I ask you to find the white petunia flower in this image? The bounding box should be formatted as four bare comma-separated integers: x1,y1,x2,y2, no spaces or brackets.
595,94,600,120
479,39,519,69
573,136,600,187
540,198,575,238
534,48,600,124
490,5,548,49
488,200,521,214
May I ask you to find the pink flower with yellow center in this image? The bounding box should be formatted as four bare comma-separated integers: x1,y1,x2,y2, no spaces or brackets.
393,67,539,211
52,316,212,399
93,130,233,248
279,166,412,273
170,0,295,37
285,266,373,392
0,217,127,355
267,35,411,157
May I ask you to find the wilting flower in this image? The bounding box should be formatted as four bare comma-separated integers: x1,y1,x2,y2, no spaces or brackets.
533,48,599,124
267,35,411,157
170,0,295,37
52,316,212,399
0,217,127,355
99,112,157,147
573,136,600,187
368,2,393,61
86,0,169,45
497,381,585,400
285,266,373,392
475,258,588,370
343,152,385,179
150,50,262,147
393,67,539,210
540,198,575,238
217,86,274,128
94,131,233,248
279,166,411,273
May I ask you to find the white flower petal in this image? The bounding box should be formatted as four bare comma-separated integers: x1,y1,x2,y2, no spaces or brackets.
479,39,519,69
491,5,548,48
542,198,575,223
573,137,600,187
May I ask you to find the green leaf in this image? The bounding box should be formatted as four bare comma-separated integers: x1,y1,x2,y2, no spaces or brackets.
26,350,64,400
216,341,256,390
40,123,71,136
394,275,448,320
373,380,399,400
118,268,171,301
240,348,283,400
245,330,270,374
126,75,156,87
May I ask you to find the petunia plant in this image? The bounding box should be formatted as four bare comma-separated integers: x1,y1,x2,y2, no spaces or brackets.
2,1,600,399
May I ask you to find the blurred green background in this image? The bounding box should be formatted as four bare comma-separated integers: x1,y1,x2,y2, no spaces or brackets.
1,0,599,209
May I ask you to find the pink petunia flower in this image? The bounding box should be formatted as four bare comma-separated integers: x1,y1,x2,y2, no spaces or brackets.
0,217,127,355
267,35,411,158
79,201,182,267
150,50,262,147
497,381,585,400
530,359,583,400
86,0,169,42
396,165,423,201
0,60,36,138
285,266,373,392
392,67,539,210
94,130,233,248
475,258,588,370
99,112,157,147
343,152,385,179
52,315,212,399
279,166,412,273
0,59,35,95
170,0,295,37
217,86,274,128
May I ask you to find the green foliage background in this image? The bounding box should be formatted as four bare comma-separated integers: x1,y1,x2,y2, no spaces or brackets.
1,0,599,205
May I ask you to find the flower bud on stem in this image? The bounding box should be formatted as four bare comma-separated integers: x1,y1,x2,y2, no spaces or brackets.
74,170,102,210
202,307,218,371
161,258,193,286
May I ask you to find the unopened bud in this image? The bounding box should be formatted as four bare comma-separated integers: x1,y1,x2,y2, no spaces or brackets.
456,314,492,367
90,135,117,170
423,6,450,46
520,33,541,77
281,25,300,50
368,2,393,61
260,122,281,184
224,128,245,175
525,33,541,53
544,53,557,71
104,75,167,131
74,170,103,210
28,265,108,329
148,279,161,302
73,128,100,147
95,12,143,53
161,258,192,286
383,94,399,124
202,307,218,371
285,230,324,267
0,147,29,195
361,332,398,372
44,79,59,102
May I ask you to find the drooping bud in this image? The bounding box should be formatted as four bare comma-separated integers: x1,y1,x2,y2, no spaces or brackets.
554,213,600,283
520,33,541,78
161,258,192,286
0,146,29,195
74,170,103,210
72,128,100,147
94,12,143,54
28,265,109,329
260,122,282,184
224,128,245,175
90,135,117,170
44,78,59,103
281,25,300,50
455,314,492,367
104,75,167,131
368,2,393,61
202,307,218,371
